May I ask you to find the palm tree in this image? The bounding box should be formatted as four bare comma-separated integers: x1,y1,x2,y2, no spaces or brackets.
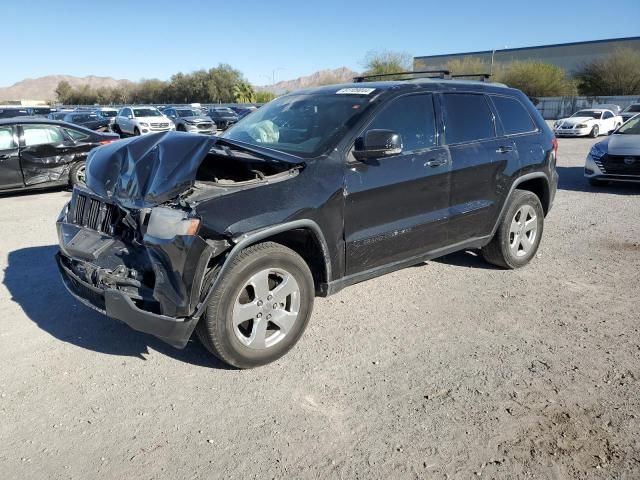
233,82,256,103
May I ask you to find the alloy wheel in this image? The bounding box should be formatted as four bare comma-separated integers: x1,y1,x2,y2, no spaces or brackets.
509,205,538,257
232,268,301,350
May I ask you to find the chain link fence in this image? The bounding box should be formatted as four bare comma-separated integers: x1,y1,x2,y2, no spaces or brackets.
534,96,640,119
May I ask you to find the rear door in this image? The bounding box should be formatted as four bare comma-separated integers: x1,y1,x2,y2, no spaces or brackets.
344,93,451,275
0,125,23,190
440,92,508,243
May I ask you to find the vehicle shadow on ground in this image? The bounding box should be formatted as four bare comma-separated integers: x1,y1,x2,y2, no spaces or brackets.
431,250,502,270
557,166,640,195
3,245,233,369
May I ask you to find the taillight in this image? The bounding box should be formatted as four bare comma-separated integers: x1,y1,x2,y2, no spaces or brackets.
99,139,115,145
552,137,558,156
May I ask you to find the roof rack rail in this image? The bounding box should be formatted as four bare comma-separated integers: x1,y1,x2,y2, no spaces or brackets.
450,73,492,82
353,70,452,82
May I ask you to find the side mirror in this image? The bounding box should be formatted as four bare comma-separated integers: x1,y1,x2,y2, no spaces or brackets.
127,115,133,119
353,129,403,161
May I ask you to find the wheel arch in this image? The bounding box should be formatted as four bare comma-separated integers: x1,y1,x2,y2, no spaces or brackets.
194,220,331,319
490,172,550,238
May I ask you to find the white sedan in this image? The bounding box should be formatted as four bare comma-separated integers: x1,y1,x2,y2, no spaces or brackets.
554,109,623,138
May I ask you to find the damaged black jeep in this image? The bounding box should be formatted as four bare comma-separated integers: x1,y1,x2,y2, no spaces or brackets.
56,77,557,368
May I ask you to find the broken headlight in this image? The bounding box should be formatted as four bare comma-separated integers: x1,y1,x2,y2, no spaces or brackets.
146,207,200,240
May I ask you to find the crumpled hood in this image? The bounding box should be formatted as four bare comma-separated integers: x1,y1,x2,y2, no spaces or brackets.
85,131,217,209
559,117,594,127
605,134,640,156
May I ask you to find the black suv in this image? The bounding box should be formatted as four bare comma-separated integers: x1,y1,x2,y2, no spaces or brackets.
56,77,558,368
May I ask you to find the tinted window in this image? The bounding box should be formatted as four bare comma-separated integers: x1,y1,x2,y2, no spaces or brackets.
367,94,437,151
603,111,613,119
23,125,65,146
492,95,536,135
442,94,495,144
65,128,90,141
0,109,29,119
0,126,15,149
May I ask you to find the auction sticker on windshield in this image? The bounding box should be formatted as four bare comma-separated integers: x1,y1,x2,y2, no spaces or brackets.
336,88,376,95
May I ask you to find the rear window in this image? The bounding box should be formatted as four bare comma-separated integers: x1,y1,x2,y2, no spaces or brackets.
442,93,495,144
65,128,90,141
491,96,536,135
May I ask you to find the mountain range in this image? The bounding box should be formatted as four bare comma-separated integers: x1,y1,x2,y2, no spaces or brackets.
0,67,359,102
0,75,133,103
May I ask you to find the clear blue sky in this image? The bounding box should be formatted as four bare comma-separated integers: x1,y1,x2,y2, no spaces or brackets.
2,0,638,87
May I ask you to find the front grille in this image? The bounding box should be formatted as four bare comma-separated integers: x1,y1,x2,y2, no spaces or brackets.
72,193,119,232
150,122,169,128
598,154,640,176
197,123,213,129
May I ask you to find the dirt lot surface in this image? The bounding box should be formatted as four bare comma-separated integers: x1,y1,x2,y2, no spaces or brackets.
1,135,639,479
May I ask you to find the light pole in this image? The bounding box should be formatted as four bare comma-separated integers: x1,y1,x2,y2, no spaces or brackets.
490,49,496,77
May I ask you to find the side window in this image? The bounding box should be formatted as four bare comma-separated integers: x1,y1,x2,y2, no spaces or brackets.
366,94,437,152
64,128,90,141
0,126,15,149
491,95,536,135
22,125,65,147
442,93,495,144
603,111,613,119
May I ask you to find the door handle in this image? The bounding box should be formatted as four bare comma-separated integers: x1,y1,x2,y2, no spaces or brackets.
426,158,447,167
496,145,514,154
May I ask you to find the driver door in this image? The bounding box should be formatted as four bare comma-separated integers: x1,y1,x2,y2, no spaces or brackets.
344,93,451,275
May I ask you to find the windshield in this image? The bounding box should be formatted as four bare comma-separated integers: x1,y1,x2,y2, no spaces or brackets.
623,104,640,113
572,110,602,119
212,107,235,115
99,110,117,118
223,92,376,158
133,108,162,117
176,109,198,117
616,116,640,135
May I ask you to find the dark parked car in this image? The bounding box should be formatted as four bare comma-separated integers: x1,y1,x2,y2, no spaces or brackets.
0,118,118,193
0,108,30,119
48,111,70,121
207,106,239,130
56,77,557,368
63,112,110,132
230,105,257,118
27,107,56,117
620,103,640,123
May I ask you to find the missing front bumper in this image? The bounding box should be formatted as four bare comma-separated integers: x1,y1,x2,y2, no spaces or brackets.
56,253,197,348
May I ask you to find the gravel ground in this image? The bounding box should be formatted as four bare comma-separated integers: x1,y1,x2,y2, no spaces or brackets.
1,135,639,479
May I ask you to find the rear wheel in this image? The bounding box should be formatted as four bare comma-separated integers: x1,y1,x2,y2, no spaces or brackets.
590,125,599,138
482,190,544,269
69,161,86,186
196,242,314,368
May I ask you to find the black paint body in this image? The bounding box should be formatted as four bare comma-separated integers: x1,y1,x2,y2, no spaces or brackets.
56,80,558,348
0,118,118,193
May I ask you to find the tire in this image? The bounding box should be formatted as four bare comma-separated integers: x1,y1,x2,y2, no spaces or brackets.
112,123,121,135
482,190,544,269
589,178,608,187
133,127,141,136
69,161,86,186
196,242,314,368
177,124,186,132
590,125,599,138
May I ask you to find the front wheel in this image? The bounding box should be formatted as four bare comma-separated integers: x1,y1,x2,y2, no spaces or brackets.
196,242,314,368
590,125,599,138
133,127,141,136
482,190,544,269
